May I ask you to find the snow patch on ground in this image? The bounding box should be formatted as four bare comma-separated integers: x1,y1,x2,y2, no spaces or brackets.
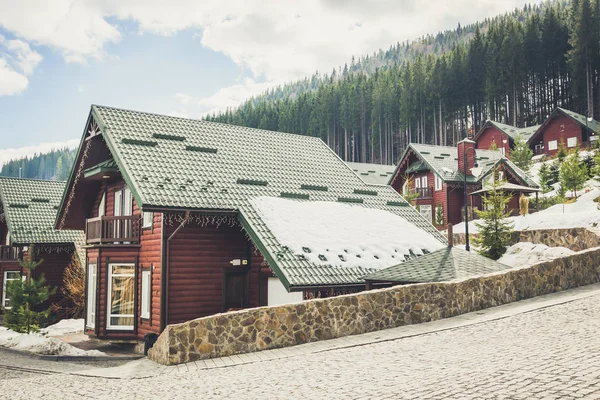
41,318,84,337
454,188,600,233
498,242,575,267
251,197,445,270
0,319,103,356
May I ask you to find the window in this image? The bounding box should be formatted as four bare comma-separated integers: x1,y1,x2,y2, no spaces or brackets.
500,147,506,156
141,269,151,319
5,231,10,246
419,205,432,223
435,174,442,191
421,175,428,188
86,264,97,328
107,264,135,330
98,192,105,217
548,140,558,151
414,177,421,189
567,137,577,148
2,271,21,309
142,212,153,229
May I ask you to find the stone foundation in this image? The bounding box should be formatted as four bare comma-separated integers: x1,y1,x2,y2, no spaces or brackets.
453,227,600,252
148,247,600,365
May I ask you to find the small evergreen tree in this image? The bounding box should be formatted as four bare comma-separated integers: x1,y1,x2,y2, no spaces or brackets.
3,251,56,333
435,203,445,227
488,141,498,151
560,151,588,197
538,162,553,193
474,170,514,260
592,151,600,180
511,134,534,172
556,140,568,162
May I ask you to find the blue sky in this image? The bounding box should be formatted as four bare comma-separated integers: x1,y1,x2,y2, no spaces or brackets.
0,0,539,165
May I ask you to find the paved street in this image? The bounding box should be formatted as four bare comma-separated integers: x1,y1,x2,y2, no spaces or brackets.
2,286,600,399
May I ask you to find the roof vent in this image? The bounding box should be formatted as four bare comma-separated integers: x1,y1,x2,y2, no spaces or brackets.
152,133,186,141
31,198,50,203
9,204,29,209
122,138,158,147
300,184,328,191
185,146,218,153
441,153,451,156
434,156,445,159
236,179,268,186
353,189,378,196
280,192,310,200
368,170,376,173
337,197,364,204
386,200,409,207
421,151,430,154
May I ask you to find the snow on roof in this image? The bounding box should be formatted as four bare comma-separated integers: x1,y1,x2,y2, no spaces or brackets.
251,196,445,271
498,242,574,268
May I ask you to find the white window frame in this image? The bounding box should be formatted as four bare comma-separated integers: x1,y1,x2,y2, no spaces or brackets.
141,269,151,319
86,263,97,329
98,192,106,217
435,174,442,191
107,263,136,331
548,140,558,151
500,147,506,156
567,137,577,148
419,205,432,223
5,231,10,246
2,271,21,309
142,212,153,229
421,175,428,188
415,177,421,189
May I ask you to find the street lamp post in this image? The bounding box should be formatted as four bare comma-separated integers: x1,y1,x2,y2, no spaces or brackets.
463,146,478,252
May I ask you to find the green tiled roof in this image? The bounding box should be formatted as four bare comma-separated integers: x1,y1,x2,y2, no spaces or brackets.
557,107,600,133
398,143,537,188
77,105,446,289
363,246,510,283
83,158,118,178
345,162,396,185
484,121,540,142
0,177,84,245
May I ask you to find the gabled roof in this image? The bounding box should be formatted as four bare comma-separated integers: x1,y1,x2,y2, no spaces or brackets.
391,143,538,189
0,177,84,245
474,120,540,143
363,246,510,283
345,162,395,185
59,105,446,289
529,107,600,144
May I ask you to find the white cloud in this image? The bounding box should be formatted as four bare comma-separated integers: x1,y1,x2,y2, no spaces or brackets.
0,139,80,167
0,36,42,96
175,78,277,116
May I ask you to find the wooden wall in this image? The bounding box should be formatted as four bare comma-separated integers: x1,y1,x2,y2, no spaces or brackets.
476,127,511,157
536,114,583,156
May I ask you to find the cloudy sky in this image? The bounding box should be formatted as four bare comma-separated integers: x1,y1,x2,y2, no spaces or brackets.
0,0,538,164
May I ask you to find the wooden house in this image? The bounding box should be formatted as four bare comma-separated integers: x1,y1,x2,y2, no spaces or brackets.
345,162,396,185
389,139,539,228
55,105,446,342
528,108,600,157
0,177,84,313
473,121,539,158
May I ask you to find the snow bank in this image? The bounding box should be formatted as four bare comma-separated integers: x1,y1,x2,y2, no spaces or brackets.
41,318,84,337
251,197,445,270
498,242,574,267
0,320,102,356
454,188,600,233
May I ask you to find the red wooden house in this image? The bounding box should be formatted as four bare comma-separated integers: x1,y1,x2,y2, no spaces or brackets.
389,139,539,227
527,108,600,157
0,177,84,313
55,105,446,343
473,121,539,157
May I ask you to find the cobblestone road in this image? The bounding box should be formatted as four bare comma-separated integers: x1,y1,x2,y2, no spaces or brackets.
2,292,600,399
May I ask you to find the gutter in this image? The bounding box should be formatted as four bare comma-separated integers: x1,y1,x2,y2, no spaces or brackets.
161,211,191,331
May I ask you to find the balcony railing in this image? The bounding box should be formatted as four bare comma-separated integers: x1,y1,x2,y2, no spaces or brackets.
86,216,142,245
0,245,19,261
412,187,433,199
534,147,545,156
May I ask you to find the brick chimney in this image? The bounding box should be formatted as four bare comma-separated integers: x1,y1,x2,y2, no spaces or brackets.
457,138,476,176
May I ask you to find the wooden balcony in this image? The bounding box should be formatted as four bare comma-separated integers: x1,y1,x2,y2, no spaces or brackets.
86,216,142,245
0,245,19,262
412,187,433,199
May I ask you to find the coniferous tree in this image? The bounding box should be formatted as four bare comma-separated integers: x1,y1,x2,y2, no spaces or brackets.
511,134,534,172
560,149,588,197
474,170,514,260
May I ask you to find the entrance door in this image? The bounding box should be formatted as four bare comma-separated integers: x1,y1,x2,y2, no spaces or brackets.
223,269,249,311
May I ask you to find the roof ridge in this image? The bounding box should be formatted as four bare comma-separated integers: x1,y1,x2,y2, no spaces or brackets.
0,176,66,184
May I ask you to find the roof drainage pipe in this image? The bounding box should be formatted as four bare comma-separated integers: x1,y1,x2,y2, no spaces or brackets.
163,211,191,330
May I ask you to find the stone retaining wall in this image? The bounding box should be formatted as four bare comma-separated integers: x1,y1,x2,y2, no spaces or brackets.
452,227,600,252
148,247,600,365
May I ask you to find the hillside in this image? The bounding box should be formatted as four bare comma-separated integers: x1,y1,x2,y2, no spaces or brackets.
0,148,75,181
207,0,600,165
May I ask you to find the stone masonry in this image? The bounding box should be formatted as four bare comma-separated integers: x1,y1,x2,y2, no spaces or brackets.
453,227,600,252
148,247,600,365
